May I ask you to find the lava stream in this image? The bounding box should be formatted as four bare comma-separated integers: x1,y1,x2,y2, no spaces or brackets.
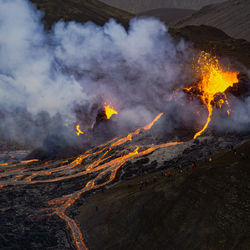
0,112,181,250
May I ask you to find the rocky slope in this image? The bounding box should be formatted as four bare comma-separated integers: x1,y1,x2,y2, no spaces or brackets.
30,0,133,29
30,0,250,70
77,138,250,249
169,25,250,69
175,0,250,41
138,8,196,24
100,0,224,13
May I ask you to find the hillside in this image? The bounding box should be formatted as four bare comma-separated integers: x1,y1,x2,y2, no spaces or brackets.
77,139,250,249
100,0,224,13
169,25,250,69
138,8,196,24
175,0,250,41
30,0,133,29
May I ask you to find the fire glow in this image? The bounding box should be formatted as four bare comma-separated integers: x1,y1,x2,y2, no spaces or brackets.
76,125,84,136
104,104,118,119
185,52,239,139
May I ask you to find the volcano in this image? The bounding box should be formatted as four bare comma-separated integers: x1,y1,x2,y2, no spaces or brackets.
0,0,250,250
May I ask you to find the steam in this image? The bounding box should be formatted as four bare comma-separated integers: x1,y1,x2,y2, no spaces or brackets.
0,0,249,149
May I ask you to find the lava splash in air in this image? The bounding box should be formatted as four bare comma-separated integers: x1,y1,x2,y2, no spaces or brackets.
104,104,118,119
186,52,239,139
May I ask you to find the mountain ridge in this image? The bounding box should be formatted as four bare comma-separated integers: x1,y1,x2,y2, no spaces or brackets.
30,0,134,29
175,0,250,41
100,0,225,13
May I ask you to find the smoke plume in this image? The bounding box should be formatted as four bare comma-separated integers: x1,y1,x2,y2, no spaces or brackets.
0,0,249,149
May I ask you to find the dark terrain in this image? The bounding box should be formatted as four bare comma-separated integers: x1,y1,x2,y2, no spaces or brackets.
77,139,250,249
138,8,196,24
175,0,250,41
29,0,250,70
30,0,133,29
1,134,249,249
100,0,224,13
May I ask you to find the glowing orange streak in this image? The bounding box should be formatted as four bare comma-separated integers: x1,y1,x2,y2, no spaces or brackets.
20,159,39,164
76,125,84,136
86,149,112,171
1,113,166,186
0,163,9,166
49,142,182,211
194,102,213,139
111,129,141,147
111,113,164,147
56,212,88,250
143,113,163,130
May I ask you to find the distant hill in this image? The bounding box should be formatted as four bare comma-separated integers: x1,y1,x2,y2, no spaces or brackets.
100,0,225,13
30,0,134,29
169,25,250,69
175,0,250,41
138,8,196,24
30,0,250,69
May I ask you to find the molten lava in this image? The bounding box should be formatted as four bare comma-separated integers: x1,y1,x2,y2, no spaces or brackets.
144,113,163,130
185,52,239,139
0,112,181,250
104,104,118,119
76,125,84,136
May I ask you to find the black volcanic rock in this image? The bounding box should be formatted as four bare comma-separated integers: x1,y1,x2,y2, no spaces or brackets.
169,25,250,69
100,0,224,13
30,0,134,29
175,0,250,41
138,8,196,24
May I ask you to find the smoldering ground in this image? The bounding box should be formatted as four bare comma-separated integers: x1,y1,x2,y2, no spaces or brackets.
0,0,249,155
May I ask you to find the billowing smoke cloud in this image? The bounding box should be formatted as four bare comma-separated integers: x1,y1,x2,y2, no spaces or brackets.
0,0,193,147
0,0,249,150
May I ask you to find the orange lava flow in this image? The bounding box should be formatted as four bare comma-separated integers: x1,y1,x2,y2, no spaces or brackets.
76,125,84,136
0,113,182,250
191,52,239,139
20,159,39,164
144,113,163,130
57,211,88,250
104,104,118,119
111,113,164,147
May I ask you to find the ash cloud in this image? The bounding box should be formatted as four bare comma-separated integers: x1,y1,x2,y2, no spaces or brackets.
0,0,249,150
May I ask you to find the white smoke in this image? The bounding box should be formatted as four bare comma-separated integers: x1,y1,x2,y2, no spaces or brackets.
0,0,249,148
0,0,193,146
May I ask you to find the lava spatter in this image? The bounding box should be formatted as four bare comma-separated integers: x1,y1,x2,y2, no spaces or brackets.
185,52,239,139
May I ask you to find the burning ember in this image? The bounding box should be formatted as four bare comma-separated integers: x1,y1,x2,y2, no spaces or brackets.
104,104,118,119
185,52,239,139
76,125,84,136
